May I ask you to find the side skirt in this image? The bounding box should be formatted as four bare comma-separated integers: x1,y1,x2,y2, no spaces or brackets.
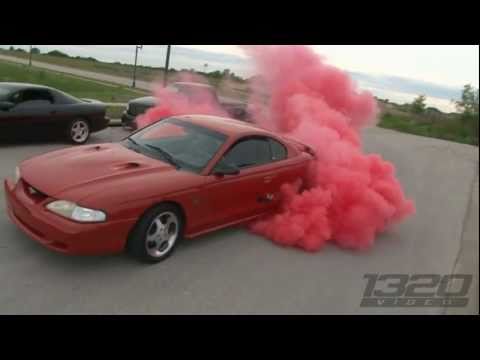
184,211,270,239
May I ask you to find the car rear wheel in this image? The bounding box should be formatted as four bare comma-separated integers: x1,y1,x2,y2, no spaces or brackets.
127,203,184,263
68,119,90,144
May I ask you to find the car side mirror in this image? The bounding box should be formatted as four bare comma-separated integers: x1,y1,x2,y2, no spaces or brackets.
0,101,15,111
213,161,240,176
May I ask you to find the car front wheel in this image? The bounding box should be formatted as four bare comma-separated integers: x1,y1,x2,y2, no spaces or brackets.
68,119,90,144
127,204,184,263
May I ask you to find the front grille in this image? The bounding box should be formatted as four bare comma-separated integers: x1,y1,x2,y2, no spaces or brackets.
22,180,48,202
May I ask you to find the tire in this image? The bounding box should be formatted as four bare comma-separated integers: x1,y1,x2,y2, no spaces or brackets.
67,119,90,145
127,203,184,263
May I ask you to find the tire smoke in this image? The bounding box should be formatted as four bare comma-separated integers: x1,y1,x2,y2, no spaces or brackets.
243,45,415,251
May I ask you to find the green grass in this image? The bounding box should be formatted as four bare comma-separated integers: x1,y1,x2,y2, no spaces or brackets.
106,105,126,119
0,60,145,103
379,112,479,146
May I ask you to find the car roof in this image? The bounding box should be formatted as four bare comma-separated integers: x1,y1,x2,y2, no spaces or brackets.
0,82,53,92
175,114,273,138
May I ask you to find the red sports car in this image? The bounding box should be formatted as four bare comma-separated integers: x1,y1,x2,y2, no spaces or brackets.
4,115,315,263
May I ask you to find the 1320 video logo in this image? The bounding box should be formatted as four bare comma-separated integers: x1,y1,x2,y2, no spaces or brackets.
360,274,472,307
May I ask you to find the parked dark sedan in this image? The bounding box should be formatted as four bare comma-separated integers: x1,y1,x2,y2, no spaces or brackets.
0,83,109,144
122,82,248,130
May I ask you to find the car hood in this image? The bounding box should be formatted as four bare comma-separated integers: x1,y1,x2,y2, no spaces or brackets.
129,96,157,107
20,143,199,204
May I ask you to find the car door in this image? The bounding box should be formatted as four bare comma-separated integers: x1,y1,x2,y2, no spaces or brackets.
202,136,281,228
6,88,56,130
0,93,15,133
263,137,311,209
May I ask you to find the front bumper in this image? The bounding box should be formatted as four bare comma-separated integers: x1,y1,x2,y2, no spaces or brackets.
4,179,135,255
121,111,138,130
91,115,111,132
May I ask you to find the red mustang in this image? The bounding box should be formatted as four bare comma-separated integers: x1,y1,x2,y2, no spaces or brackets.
4,115,315,262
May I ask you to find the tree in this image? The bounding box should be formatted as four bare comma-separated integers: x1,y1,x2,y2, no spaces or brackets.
47,50,69,58
455,84,479,145
208,70,223,79
456,84,479,116
9,46,14,51
411,94,427,114
31,47,41,55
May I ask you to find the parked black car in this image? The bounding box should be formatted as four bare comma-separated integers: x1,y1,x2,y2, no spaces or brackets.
0,83,109,144
122,82,248,130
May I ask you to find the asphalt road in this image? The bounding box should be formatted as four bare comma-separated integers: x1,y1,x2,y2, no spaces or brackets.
0,54,152,91
0,127,478,314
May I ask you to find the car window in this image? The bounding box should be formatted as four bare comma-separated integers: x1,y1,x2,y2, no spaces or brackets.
269,138,288,161
13,89,54,104
51,89,79,104
223,137,272,169
9,91,21,104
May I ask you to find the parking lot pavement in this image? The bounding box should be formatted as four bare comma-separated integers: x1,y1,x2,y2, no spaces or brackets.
0,126,478,314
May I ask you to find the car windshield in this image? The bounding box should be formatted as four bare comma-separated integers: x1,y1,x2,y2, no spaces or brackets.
0,87,12,101
124,118,227,173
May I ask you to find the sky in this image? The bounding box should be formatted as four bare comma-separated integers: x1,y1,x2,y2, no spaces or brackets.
183,45,479,88
2,45,478,112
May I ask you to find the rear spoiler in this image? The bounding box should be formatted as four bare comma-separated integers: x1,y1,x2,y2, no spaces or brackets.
284,137,316,158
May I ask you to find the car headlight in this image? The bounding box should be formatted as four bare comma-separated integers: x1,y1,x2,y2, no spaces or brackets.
14,166,21,185
46,200,106,222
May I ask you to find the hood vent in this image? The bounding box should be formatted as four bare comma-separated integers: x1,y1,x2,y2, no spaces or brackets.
113,162,142,170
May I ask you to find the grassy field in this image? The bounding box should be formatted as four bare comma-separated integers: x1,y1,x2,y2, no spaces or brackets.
378,111,478,146
0,48,163,83
0,60,144,104
0,48,250,99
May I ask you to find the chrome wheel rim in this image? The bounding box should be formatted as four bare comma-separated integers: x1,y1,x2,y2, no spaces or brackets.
145,211,179,258
71,120,89,143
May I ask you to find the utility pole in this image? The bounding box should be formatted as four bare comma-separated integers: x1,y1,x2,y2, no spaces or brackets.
28,45,33,67
132,45,143,88
163,45,171,87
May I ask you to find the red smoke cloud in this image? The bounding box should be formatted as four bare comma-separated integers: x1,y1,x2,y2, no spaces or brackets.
136,45,415,252
243,45,415,251
136,71,228,129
